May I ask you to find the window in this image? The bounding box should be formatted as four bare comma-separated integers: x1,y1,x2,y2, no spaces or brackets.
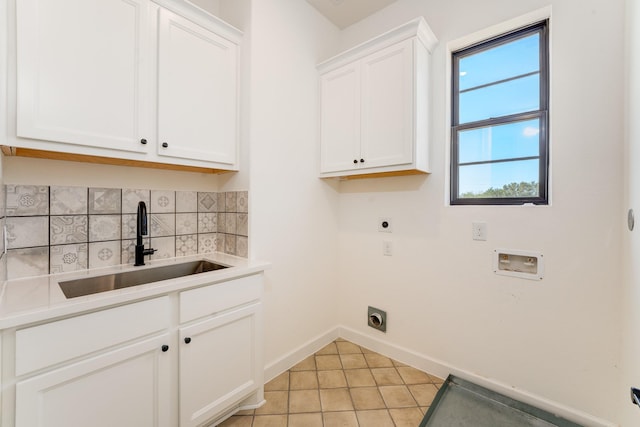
451,21,549,205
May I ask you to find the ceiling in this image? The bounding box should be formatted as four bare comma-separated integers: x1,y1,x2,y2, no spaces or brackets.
306,0,398,29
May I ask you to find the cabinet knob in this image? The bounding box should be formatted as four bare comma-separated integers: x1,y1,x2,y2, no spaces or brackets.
360,159,365,163
161,345,169,352
162,142,169,148
184,337,192,344
140,138,147,145
353,159,358,164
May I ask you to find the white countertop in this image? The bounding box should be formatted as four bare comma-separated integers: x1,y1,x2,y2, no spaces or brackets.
0,253,270,329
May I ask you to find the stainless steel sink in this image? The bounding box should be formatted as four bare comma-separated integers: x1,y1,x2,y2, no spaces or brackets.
59,260,228,298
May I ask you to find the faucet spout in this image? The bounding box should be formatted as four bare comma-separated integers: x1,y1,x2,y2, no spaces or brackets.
137,201,147,245
134,201,156,266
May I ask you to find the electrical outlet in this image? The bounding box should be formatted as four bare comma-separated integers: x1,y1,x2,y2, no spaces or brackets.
472,222,487,241
383,241,392,256
379,217,392,233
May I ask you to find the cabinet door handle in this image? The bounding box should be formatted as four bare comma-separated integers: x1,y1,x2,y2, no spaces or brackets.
161,345,169,352
140,138,147,145
353,159,358,164
162,142,169,148
360,159,365,163
184,337,192,344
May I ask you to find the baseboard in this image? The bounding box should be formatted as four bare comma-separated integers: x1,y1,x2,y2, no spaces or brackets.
337,326,616,427
263,327,340,382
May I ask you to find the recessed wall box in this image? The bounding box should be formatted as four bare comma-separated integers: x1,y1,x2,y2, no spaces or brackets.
493,249,544,281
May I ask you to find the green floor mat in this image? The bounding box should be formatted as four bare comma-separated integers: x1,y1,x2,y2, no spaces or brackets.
420,375,583,427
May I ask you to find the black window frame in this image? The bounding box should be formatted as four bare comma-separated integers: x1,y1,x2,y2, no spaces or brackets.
450,20,549,206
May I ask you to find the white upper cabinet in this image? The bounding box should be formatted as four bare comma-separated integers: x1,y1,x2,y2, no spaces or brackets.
16,0,150,154
157,8,238,165
13,0,241,171
318,18,437,178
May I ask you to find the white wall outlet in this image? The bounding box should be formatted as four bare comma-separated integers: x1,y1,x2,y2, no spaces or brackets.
472,222,487,241
379,217,392,233
383,241,393,256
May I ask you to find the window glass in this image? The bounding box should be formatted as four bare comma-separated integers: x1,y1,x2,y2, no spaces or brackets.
451,21,548,205
458,34,540,91
458,159,540,199
458,75,539,124
458,119,540,164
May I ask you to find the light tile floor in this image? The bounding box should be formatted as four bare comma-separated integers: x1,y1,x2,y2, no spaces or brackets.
218,338,444,427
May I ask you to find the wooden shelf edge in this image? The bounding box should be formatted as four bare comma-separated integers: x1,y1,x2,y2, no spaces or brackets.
320,169,429,180
0,146,235,175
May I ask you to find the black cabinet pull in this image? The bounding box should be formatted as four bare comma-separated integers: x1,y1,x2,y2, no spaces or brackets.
360,159,365,163
162,142,168,148
140,138,147,145
184,337,192,344
353,159,358,164
161,345,169,352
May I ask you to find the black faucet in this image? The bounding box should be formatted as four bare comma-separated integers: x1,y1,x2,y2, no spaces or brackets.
134,201,156,266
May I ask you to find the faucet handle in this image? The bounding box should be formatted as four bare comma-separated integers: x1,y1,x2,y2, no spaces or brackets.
143,247,156,256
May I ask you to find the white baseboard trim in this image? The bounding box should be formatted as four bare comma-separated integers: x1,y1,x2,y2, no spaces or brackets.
337,326,616,427
263,327,340,383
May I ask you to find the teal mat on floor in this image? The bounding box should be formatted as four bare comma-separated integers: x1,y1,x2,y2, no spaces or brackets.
419,375,583,427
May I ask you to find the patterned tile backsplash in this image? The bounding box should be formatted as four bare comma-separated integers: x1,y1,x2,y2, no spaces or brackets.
4,185,249,280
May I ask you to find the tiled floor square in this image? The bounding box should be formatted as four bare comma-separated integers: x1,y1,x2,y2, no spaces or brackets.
340,353,368,369
315,354,342,370
252,414,287,427
323,411,359,427
289,390,321,413
350,387,386,410
344,368,377,387
319,388,354,411
379,385,417,408
317,370,347,388
290,370,318,390
371,367,405,385
356,409,395,427
288,413,323,427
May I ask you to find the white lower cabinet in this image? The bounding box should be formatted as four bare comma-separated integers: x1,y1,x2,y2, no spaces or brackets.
15,335,171,427
180,304,261,427
2,274,264,427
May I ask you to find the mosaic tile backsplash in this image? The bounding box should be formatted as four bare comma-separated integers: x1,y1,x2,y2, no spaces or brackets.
5,185,249,280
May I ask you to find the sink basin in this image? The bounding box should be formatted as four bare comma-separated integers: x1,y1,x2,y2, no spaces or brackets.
59,260,228,298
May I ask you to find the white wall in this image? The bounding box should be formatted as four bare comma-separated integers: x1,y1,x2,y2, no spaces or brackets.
247,0,342,375
334,0,624,424
2,156,219,191
620,0,640,424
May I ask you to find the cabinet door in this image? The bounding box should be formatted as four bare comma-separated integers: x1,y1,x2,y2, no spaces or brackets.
16,0,150,153
157,9,238,166
15,335,171,427
319,62,362,173
179,304,261,427
360,39,414,169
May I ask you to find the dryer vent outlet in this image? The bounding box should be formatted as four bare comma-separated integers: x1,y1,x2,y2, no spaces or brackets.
368,306,387,332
